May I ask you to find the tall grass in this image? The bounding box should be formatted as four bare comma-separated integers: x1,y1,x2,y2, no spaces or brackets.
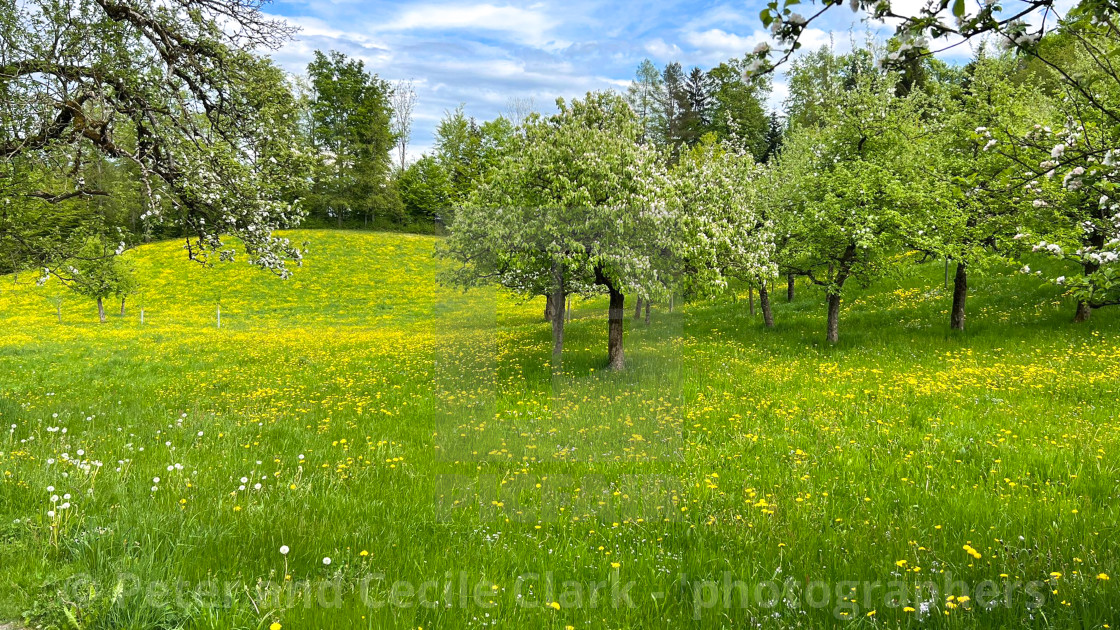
0,230,1115,628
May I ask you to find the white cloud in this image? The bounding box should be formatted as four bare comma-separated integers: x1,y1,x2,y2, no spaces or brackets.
798,27,842,52
682,28,769,63
644,38,682,60
767,78,789,113
267,7,635,163
377,3,562,48
682,5,752,32
279,15,385,47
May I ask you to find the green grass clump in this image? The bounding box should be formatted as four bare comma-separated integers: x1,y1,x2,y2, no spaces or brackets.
0,230,1116,628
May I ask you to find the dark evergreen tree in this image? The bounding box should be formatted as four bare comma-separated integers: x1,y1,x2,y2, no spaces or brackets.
686,67,713,129
761,112,784,163
707,59,771,161
658,62,696,161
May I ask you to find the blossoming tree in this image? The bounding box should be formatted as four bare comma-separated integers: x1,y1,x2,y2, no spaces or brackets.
1,0,309,276
921,55,1048,330
746,0,1120,325
975,30,1120,321
773,73,951,343
667,136,778,325
66,235,136,323
440,92,669,370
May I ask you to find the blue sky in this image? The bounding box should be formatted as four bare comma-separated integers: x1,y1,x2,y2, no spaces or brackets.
262,0,983,159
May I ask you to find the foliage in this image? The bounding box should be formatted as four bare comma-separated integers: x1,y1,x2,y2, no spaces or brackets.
920,54,1044,270
625,59,665,145
62,235,136,316
654,62,696,160
397,156,454,224
305,51,398,226
771,71,952,341
784,47,864,131
0,0,310,275
747,0,1120,324
983,27,1120,318
442,92,667,298
624,57,773,162
706,59,773,160
440,92,668,366
667,136,775,295
390,79,417,172
432,107,516,220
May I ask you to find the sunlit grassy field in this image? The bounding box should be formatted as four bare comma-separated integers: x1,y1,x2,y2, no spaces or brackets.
0,230,1117,629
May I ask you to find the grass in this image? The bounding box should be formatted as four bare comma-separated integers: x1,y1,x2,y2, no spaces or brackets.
0,229,1117,629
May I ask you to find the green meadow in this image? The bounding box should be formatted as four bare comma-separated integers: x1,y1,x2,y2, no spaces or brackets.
0,230,1117,628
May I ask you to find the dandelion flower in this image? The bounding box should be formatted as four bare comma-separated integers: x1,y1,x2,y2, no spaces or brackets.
279,545,289,555
323,557,331,566
1098,573,1109,581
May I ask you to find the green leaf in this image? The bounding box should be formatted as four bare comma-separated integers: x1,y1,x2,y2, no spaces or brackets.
64,605,82,630
952,0,966,18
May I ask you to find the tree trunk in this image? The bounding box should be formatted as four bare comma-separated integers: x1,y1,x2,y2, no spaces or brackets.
217,304,221,329
950,261,967,331
545,294,555,322
120,296,126,317
748,286,755,316
633,297,642,319
608,285,625,371
787,274,795,302
826,293,841,344
644,300,650,325
759,282,774,328
97,297,106,323
669,294,674,313
566,296,572,322
1074,301,1093,323
551,289,565,371
825,250,855,344
1074,247,1102,323
140,308,145,325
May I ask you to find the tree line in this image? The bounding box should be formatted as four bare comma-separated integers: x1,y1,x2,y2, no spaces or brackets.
442,24,1120,368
